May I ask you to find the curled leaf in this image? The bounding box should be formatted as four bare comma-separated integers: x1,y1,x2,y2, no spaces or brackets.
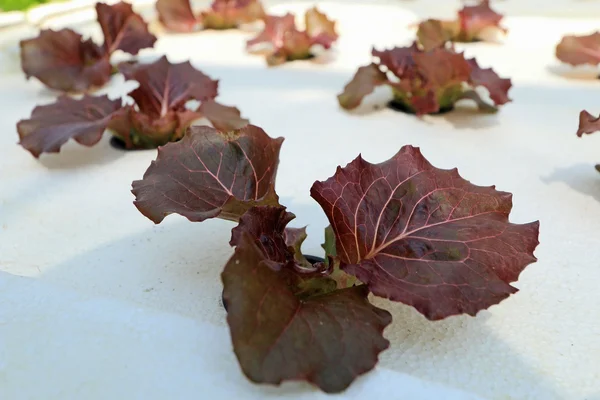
111,56,219,148
416,0,506,48
556,32,600,66
247,8,338,66
457,0,505,41
230,206,296,265
17,95,122,158
96,2,156,55
311,145,540,320
285,226,307,254
577,110,600,137
20,29,111,92
467,58,512,106
337,64,388,110
198,100,249,132
156,0,200,32
339,45,511,115
222,206,391,393
132,125,283,224
202,0,265,30
416,19,459,51
304,7,338,49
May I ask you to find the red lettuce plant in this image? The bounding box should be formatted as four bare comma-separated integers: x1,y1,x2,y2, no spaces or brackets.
556,32,600,71
20,2,156,92
17,56,248,157
338,43,512,116
131,124,540,393
246,8,338,66
576,110,600,171
416,0,507,50
156,0,265,32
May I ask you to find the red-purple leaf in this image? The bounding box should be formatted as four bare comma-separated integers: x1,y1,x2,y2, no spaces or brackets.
339,45,511,115
556,32,600,66
96,2,156,55
122,56,218,116
230,206,296,265
132,125,283,223
416,0,506,48
156,0,264,32
285,226,308,254
17,95,121,157
577,110,600,137
156,0,200,32
416,19,459,51
198,100,249,132
20,3,155,92
202,0,265,30
337,64,389,110
247,8,338,66
310,145,540,320
457,0,506,41
222,207,391,393
20,29,111,92
304,6,338,49
467,58,512,106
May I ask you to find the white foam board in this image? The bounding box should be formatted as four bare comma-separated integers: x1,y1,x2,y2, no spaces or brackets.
1,2,599,399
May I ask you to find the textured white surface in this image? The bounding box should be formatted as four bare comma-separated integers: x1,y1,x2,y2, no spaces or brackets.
0,272,481,400
1,1,600,399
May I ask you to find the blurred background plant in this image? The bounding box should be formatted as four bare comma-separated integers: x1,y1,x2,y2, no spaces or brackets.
0,0,55,12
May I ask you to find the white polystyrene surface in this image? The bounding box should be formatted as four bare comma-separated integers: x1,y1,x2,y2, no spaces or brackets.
0,272,482,400
1,2,600,400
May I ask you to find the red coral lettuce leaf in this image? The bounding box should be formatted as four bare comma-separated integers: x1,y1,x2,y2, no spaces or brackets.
198,100,249,132
156,0,200,32
285,226,308,254
247,9,337,66
96,1,157,55
132,125,283,223
338,45,511,115
416,19,460,51
556,32,600,66
416,0,506,48
223,206,391,393
20,29,111,92
457,0,506,41
230,206,297,266
17,94,121,158
304,6,338,49
577,110,600,137
337,64,388,110
310,145,540,320
202,0,265,30
466,58,512,106
121,56,218,114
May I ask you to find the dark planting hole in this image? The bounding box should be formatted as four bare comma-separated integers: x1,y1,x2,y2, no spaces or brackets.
109,136,130,151
388,101,455,115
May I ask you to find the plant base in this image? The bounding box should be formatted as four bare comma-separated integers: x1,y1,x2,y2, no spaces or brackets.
221,254,325,312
